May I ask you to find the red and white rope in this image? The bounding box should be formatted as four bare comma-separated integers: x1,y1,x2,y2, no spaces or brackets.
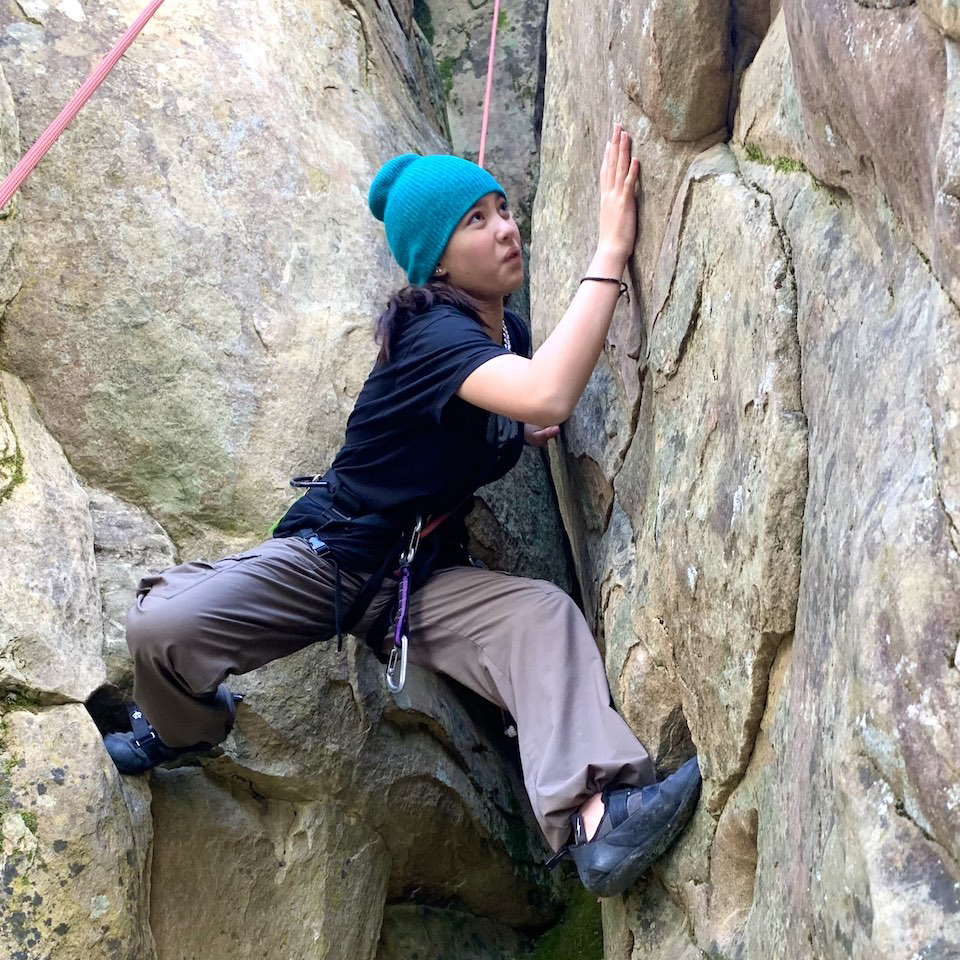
0,0,167,214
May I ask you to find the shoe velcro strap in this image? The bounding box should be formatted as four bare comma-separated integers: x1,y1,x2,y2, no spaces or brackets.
128,703,155,742
604,787,633,830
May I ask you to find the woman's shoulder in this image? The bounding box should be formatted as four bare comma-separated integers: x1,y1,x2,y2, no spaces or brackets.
396,304,482,350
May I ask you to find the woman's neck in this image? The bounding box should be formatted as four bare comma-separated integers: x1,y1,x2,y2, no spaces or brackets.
475,298,505,343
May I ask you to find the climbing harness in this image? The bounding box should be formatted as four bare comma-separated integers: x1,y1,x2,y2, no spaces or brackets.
288,472,460,694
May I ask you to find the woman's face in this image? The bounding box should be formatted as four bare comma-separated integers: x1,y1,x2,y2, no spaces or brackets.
435,191,524,299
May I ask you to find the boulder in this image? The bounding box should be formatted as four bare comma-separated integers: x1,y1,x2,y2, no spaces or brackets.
0,372,105,702
0,703,155,960
531,3,960,957
150,769,389,960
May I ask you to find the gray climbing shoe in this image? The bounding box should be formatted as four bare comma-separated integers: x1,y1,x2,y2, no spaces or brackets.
103,683,241,775
548,755,702,897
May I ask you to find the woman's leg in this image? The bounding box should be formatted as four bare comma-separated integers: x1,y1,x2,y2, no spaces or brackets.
355,565,656,853
126,537,372,747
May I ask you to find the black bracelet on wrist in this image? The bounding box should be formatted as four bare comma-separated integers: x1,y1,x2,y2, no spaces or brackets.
580,276,630,304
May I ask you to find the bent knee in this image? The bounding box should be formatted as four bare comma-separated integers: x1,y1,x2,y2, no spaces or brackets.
126,594,199,664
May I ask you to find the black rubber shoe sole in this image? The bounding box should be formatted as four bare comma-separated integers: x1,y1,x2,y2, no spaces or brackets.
569,756,702,897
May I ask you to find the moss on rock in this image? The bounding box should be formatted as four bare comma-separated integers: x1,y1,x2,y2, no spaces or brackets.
528,884,603,960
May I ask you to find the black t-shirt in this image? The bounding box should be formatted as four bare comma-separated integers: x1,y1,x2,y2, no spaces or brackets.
274,305,531,571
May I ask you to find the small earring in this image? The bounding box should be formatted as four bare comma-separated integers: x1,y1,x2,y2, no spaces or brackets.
434,266,443,275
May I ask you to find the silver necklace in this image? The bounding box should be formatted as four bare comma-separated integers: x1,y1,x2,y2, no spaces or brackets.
501,319,512,352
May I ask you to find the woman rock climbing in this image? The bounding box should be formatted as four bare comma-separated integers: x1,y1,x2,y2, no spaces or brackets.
102,121,702,898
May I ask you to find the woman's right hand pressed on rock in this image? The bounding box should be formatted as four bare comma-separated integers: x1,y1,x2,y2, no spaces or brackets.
457,121,641,426
597,122,640,263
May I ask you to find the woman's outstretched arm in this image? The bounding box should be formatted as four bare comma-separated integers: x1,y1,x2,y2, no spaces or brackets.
457,122,639,425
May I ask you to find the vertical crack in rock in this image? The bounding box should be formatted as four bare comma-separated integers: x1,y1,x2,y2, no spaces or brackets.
661,276,705,385
728,1,774,131
720,174,807,806
338,0,374,85
0,388,25,503
930,420,960,555
648,179,702,358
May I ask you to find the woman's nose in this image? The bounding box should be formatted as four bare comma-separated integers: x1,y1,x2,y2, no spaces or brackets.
495,218,517,241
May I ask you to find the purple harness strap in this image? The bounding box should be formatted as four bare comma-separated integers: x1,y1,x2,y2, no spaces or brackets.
394,566,411,648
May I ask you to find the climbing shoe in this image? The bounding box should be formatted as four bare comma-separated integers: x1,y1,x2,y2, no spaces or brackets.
547,755,702,897
103,684,241,775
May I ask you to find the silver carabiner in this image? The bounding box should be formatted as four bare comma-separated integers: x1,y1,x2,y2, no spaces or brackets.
400,516,423,567
386,634,408,694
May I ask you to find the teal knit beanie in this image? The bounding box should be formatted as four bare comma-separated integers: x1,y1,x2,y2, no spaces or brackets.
368,153,507,286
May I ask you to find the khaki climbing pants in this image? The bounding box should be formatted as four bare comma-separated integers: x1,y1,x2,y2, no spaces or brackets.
126,536,655,851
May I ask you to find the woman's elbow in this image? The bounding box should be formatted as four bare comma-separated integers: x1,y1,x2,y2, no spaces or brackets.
531,386,573,425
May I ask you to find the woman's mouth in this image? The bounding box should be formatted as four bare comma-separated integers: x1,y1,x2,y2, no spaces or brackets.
503,248,521,263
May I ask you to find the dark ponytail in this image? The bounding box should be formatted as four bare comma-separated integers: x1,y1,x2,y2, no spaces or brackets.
374,280,493,366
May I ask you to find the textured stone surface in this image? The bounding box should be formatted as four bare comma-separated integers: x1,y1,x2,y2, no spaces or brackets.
150,768,389,960
745,163,960,960
530,0,735,625
375,904,527,960
0,62,19,303
419,0,546,237
785,0,960,305
0,373,105,702
734,10,805,165
0,704,155,960
531,4,960,959
621,144,806,809
87,487,177,691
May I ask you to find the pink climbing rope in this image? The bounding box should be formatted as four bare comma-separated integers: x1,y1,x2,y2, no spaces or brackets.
477,0,502,169
0,0,167,214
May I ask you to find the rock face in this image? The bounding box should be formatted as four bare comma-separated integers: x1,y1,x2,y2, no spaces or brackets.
0,372,106,703
0,704,155,960
785,0,960,305
418,0,546,236
532,2,960,958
